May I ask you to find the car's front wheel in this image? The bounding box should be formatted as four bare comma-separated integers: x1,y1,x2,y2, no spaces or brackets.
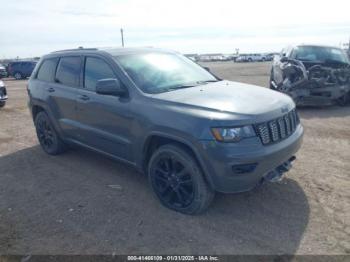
148,144,215,215
34,111,67,155
0,101,5,108
336,92,350,106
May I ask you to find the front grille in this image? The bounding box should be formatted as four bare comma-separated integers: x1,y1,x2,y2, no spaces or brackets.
255,109,300,145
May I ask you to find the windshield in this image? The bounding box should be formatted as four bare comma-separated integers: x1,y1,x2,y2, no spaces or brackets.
114,52,217,94
293,46,349,64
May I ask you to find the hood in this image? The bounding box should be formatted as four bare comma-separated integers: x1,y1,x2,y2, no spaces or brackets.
302,60,350,70
153,80,294,117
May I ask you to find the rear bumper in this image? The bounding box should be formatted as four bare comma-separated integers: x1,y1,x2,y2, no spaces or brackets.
198,124,304,193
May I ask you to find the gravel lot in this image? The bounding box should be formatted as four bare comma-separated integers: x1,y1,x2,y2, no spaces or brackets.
0,62,349,255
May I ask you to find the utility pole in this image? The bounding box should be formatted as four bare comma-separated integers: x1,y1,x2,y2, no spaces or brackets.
120,28,124,47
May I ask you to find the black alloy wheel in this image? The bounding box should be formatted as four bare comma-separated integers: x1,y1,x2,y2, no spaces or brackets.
35,111,67,155
153,154,195,208
148,144,214,215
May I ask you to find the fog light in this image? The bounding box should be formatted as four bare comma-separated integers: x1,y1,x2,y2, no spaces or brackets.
231,163,257,175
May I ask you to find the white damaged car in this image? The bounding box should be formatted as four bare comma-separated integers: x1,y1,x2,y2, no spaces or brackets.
0,80,7,108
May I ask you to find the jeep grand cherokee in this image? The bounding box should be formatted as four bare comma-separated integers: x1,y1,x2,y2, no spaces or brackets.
28,47,303,214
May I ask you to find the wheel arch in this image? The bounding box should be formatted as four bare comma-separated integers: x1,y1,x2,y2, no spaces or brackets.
32,104,45,120
30,102,64,140
142,133,214,189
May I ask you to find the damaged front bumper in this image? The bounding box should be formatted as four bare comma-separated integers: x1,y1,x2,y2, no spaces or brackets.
272,59,350,106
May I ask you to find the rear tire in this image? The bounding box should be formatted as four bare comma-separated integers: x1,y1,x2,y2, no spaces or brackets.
0,101,5,108
34,111,67,155
14,72,23,80
148,144,215,215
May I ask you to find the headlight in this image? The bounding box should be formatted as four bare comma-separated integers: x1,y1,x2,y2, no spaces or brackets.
211,126,255,142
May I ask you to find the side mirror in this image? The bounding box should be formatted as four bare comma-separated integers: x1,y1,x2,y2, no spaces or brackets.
96,79,126,97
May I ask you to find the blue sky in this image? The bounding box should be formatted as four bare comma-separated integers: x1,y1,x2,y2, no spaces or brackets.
0,0,349,58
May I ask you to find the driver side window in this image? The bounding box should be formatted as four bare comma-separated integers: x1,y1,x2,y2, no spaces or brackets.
84,57,116,92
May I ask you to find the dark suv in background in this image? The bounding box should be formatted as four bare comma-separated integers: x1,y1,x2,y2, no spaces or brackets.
8,61,37,80
28,47,303,214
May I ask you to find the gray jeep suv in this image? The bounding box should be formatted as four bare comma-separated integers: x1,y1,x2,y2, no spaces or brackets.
28,47,303,214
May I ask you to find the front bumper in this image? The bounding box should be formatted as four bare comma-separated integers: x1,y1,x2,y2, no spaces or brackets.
291,84,350,106
198,124,304,193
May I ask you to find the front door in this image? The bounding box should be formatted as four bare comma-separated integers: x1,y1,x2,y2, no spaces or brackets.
76,56,133,162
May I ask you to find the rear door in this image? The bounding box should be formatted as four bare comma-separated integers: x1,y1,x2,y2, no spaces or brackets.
76,55,133,161
43,56,82,139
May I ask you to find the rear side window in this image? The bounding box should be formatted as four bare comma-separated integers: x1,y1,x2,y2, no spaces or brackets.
37,58,58,82
84,57,116,91
55,57,81,87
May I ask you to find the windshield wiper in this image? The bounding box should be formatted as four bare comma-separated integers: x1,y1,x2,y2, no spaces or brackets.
165,80,220,92
197,79,220,83
167,84,197,91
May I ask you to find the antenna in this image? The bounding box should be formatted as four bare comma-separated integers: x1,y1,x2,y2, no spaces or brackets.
120,28,125,47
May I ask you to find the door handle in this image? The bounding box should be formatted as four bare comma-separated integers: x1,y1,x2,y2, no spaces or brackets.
78,95,90,101
46,87,55,93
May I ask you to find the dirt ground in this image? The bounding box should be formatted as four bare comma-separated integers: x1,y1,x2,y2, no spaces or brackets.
0,62,349,255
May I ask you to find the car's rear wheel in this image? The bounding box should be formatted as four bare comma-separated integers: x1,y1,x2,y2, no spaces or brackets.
14,72,23,80
0,101,5,108
34,111,67,155
148,144,215,215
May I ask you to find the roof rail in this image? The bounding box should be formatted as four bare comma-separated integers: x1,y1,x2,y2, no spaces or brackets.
51,47,98,53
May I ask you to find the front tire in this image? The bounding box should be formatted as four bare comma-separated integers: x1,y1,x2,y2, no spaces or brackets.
336,92,350,106
148,144,215,215
0,101,5,108
34,111,67,155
